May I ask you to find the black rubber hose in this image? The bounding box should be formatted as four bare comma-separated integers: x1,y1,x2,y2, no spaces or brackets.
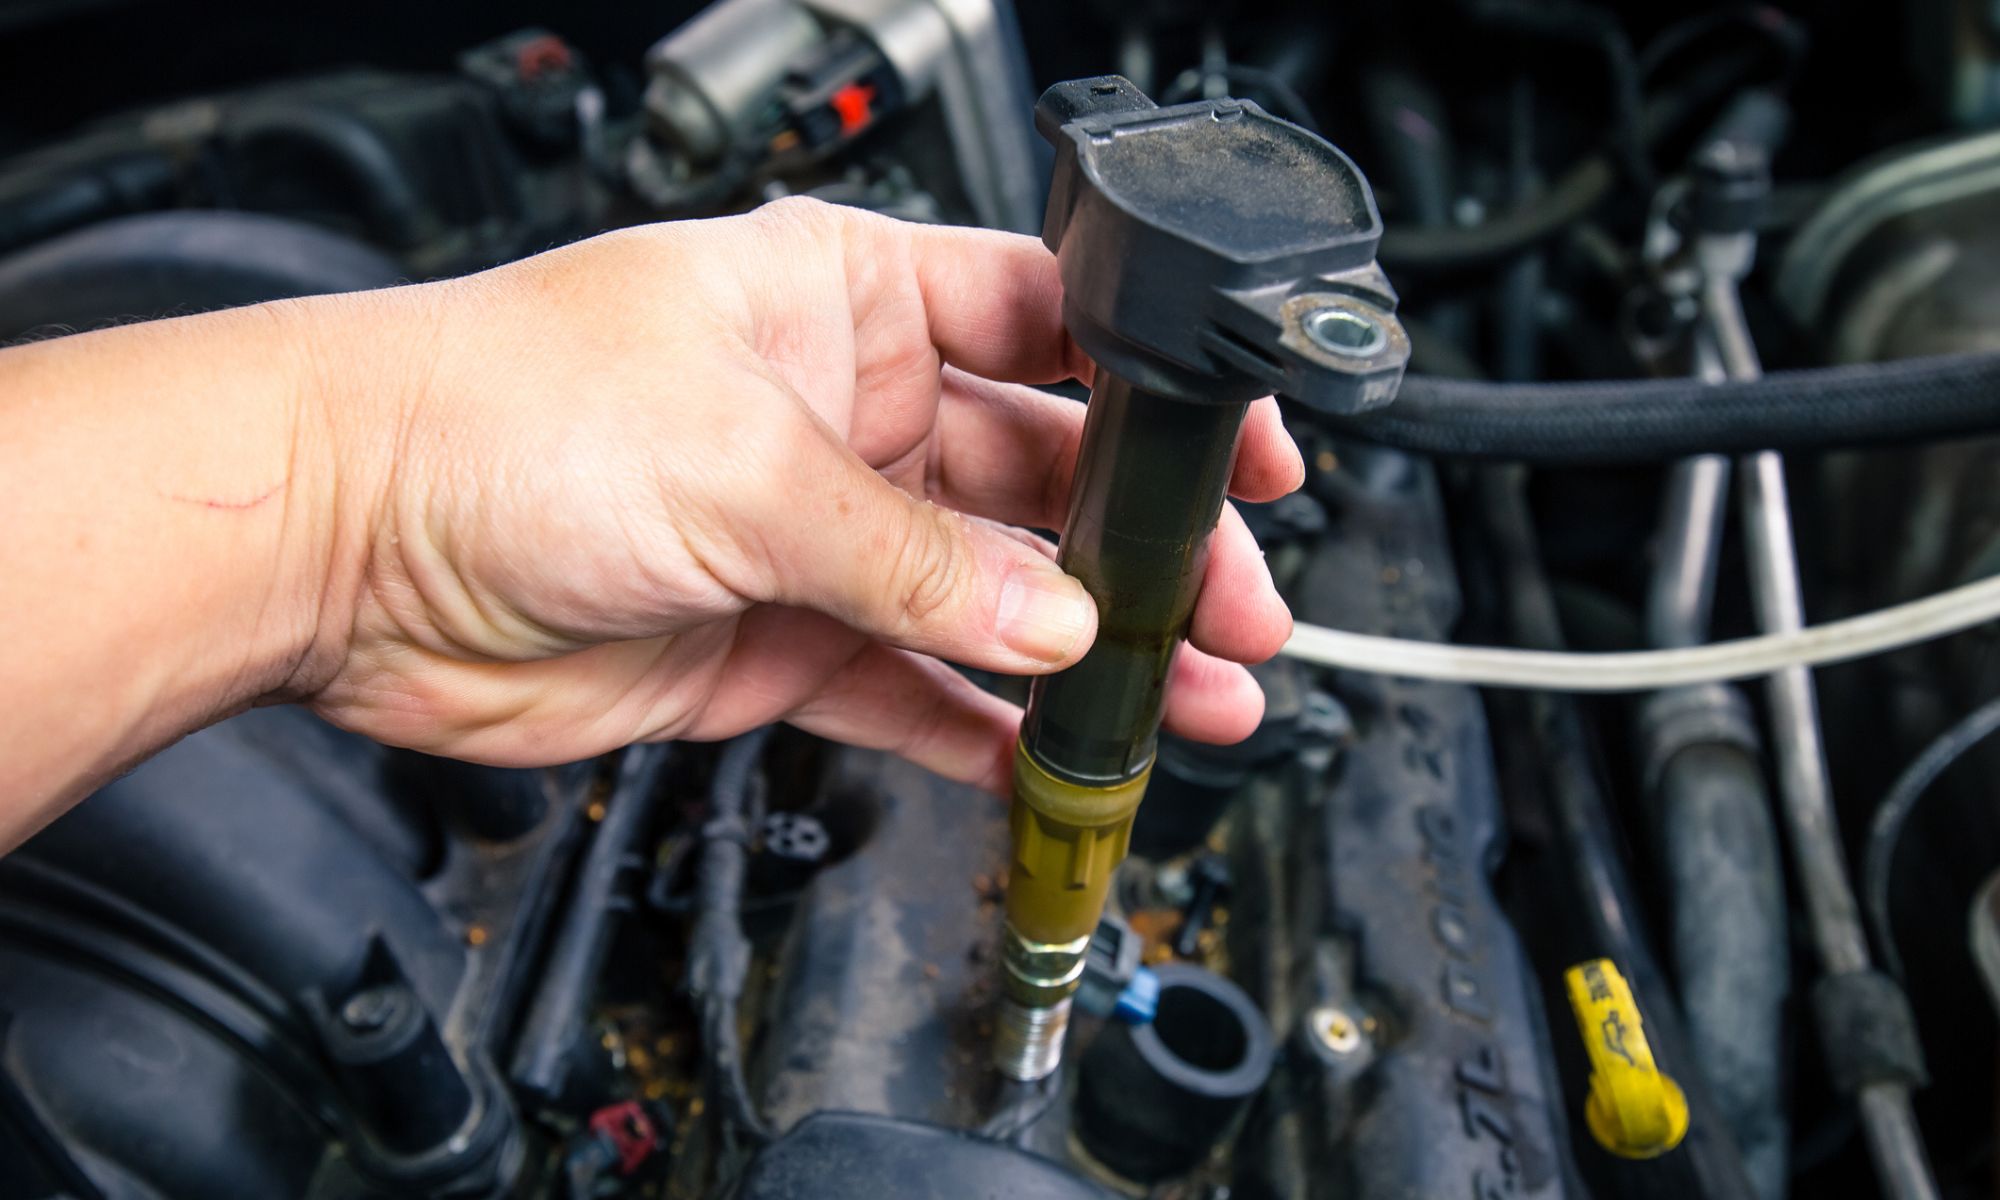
511,744,673,1105
0,99,430,264
1379,157,1617,272
1637,5,1807,86
1160,64,1320,132
687,727,777,1145
1470,0,1648,186
1360,68,1456,227
1312,351,2000,463
1378,26,1786,274
1656,741,1790,1199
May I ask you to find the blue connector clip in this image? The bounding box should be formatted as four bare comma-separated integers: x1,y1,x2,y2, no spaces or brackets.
1076,913,1158,1025
1111,965,1159,1025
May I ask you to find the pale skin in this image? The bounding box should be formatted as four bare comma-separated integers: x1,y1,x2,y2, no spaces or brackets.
0,197,1302,853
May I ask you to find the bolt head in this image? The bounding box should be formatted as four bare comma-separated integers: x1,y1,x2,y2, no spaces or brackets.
1308,1004,1364,1055
339,986,407,1034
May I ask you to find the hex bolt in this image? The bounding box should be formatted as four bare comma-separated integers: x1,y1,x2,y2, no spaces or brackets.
1302,306,1388,359
1308,1004,1364,1056
340,986,406,1034
1153,859,1195,907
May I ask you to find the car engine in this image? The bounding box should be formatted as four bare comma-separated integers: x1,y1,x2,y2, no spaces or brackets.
2,3,1999,1198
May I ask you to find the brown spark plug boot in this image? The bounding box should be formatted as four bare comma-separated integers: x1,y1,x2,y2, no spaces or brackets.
993,76,1408,1081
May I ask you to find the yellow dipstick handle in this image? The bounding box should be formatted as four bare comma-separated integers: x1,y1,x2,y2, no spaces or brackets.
1563,958,1690,1159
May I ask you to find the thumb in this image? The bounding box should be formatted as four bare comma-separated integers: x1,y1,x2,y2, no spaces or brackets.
737,416,1097,674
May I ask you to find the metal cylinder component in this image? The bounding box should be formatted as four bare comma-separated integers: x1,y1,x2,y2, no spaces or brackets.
1074,963,1274,1183
991,996,1073,1085
642,0,824,164
1646,449,1730,650
1737,446,1871,972
998,924,1093,1005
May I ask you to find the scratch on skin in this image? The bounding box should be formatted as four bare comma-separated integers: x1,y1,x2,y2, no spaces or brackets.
163,478,287,511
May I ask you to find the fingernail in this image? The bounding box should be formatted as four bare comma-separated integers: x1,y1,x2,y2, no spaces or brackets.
996,566,1094,663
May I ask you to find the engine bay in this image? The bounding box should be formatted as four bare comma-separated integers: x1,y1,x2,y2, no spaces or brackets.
2,2,1999,1198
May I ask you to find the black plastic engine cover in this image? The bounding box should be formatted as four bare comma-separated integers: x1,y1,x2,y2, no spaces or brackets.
735,1112,1115,1200
1233,448,1577,1200
0,707,586,1199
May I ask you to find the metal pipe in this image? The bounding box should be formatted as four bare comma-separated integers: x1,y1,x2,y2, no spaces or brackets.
1736,448,1870,974
1645,339,1732,650
1709,278,1872,975
1704,274,1940,1200
1647,454,1730,648
1643,321,1789,1200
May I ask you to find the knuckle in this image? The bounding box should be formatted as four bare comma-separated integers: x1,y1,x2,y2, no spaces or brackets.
754,194,842,239
889,505,966,630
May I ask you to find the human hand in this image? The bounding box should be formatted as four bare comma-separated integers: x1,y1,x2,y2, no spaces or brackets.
297,198,1302,791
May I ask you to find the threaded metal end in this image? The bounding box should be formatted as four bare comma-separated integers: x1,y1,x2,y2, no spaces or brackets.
1001,928,1092,1005
992,996,1072,1081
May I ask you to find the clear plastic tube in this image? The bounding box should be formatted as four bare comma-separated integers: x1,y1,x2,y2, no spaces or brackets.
1282,573,2000,691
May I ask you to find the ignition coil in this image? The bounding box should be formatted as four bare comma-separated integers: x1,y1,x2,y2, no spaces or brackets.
993,76,1408,1080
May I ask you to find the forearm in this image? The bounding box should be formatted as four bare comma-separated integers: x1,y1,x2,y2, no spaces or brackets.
0,298,372,846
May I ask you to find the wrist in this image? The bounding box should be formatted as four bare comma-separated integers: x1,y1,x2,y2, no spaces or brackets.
257,286,425,702
0,292,415,824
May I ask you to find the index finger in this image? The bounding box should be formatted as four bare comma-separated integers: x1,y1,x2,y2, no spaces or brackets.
855,210,1093,387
